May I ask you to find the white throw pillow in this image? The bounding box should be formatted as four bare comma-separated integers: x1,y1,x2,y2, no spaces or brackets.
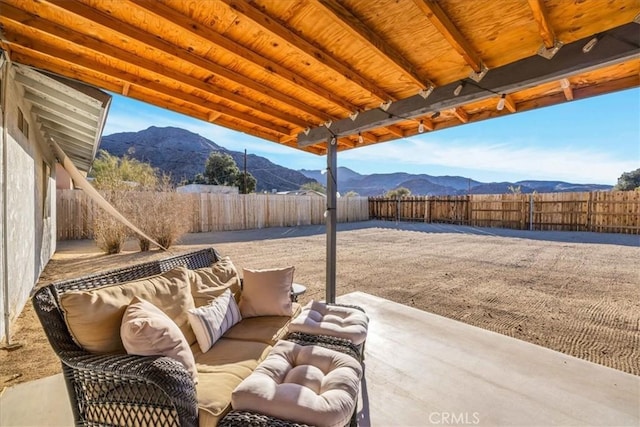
188,289,242,353
120,296,197,383
239,266,294,318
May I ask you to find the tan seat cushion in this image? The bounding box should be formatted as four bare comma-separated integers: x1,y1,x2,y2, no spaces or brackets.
193,338,272,426
121,296,198,382
60,267,196,353
239,266,294,318
289,301,369,345
223,303,301,345
231,340,362,427
188,257,242,307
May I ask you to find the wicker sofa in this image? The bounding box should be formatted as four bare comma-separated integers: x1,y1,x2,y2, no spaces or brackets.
32,248,359,427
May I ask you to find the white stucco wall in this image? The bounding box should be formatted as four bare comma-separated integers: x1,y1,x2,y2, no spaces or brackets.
0,63,57,343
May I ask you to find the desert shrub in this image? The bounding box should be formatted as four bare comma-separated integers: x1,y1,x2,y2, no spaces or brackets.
92,190,129,254
127,177,193,251
146,178,193,249
90,153,192,252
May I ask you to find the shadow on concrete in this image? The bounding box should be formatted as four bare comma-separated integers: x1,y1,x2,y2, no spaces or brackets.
181,220,640,248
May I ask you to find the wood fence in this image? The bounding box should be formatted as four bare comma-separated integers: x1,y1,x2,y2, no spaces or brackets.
369,191,640,234
57,190,369,240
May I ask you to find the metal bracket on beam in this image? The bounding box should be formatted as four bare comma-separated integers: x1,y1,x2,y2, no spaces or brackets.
418,85,435,99
537,39,563,59
298,22,640,147
468,64,489,82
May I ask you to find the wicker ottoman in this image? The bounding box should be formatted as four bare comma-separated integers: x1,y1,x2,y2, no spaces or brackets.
288,301,369,360
228,340,362,427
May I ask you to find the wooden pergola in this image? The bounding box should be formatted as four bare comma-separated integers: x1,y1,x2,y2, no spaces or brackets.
1,0,638,300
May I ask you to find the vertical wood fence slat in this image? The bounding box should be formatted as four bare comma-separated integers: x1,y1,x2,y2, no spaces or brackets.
368,191,639,235
56,190,371,240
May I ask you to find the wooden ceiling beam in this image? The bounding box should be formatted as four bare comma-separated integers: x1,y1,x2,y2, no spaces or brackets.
21,91,98,127
30,106,97,135
298,22,640,146
384,125,406,138
1,4,309,127
129,0,360,114
15,73,102,118
452,107,469,123
8,49,285,144
217,0,394,102
418,118,435,131
412,0,485,74
527,0,558,49
40,0,332,123
310,0,434,90
39,118,95,142
4,36,291,135
560,78,574,101
121,82,131,96
504,94,517,113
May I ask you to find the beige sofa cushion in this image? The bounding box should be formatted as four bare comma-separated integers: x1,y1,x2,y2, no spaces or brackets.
193,338,272,426
60,267,195,353
232,340,362,427
289,301,369,345
223,303,301,345
188,289,242,353
239,266,294,318
121,296,198,382
189,257,242,307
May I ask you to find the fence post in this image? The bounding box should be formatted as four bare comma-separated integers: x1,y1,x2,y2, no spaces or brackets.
586,192,593,231
529,193,534,231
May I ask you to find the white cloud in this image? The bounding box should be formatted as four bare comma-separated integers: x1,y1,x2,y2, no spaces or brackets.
340,137,638,184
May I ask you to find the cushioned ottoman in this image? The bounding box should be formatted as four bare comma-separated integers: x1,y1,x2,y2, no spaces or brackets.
230,340,362,427
288,301,369,360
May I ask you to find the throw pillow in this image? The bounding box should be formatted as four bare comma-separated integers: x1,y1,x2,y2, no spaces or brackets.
121,297,198,383
239,266,294,318
188,256,242,307
188,288,242,353
60,267,196,353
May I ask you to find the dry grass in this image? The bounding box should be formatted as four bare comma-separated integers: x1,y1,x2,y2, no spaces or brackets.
2,224,638,387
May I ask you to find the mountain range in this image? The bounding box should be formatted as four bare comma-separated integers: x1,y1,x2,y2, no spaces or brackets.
99,126,612,195
99,126,315,192
298,168,612,196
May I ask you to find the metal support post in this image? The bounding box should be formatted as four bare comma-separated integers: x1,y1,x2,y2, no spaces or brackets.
326,137,337,303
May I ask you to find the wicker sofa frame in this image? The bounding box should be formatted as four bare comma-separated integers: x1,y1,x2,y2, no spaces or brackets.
32,248,222,427
32,248,362,427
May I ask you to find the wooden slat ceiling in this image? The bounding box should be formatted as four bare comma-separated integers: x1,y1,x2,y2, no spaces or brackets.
1,0,638,155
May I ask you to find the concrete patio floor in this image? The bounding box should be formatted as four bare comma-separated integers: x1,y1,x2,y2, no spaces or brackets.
1,292,638,426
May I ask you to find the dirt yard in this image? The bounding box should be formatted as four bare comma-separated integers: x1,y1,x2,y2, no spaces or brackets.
2,222,639,388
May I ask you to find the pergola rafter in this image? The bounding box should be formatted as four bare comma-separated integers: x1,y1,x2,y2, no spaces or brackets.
217,0,394,103
310,0,434,91
412,0,486,76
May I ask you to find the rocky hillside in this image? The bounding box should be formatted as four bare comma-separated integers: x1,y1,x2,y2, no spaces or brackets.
99,126,316,192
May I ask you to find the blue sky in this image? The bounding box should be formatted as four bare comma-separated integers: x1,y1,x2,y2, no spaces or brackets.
103,88,640,185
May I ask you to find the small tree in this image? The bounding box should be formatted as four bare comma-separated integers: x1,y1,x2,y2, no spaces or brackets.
385,187,411,198
343,191,360,197
204,152,240,186
301,182,326,194
613,168,640,191
192,173,207,184
235,171,257,194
